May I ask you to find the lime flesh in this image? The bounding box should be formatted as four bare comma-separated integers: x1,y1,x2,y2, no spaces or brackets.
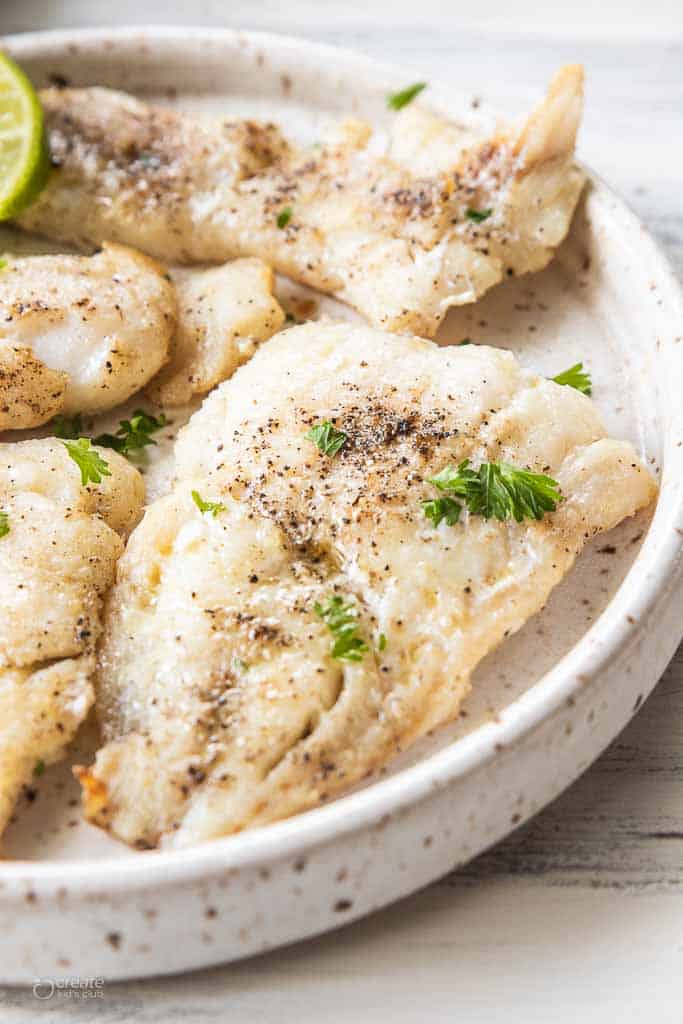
0,52,50,221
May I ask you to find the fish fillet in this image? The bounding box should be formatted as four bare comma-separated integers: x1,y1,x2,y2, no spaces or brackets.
0,243,175,428
18,67,585,336
0,244,284,426
0,438,143,837
80,323,656,848
147,257,284,407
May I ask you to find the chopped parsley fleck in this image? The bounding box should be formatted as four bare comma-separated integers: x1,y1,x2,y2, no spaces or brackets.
94,409,166,456
33,759,45,777
305,420,347,457
314,595,368,662
550,362,592,395
378,633,387,653
277,206,293,229
62,438,111,487
191,490,226,518
465,207,492,223
0,511,9,539
53,413,83,439
387,82,427,111
421,495,462,528
0,258,7,270
424,459,561,524
459,338,472,346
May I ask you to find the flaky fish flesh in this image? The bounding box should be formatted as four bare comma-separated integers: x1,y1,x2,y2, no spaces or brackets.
78,323,655,848
0,438,143,836
0,245,284,428
18,67,585,336
0,243,174,429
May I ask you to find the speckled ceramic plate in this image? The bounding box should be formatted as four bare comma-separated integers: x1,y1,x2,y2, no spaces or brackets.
1,27,682,984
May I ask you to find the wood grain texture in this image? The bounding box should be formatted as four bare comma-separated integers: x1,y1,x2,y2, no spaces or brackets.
0,2,682,1020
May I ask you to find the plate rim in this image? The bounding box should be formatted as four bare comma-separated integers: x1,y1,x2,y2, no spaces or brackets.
1,23,682,890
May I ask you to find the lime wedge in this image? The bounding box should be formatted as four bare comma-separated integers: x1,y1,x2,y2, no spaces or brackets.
0,52,50,220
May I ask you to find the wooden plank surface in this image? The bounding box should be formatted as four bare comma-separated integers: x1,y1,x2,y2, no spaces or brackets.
1,2,682,1019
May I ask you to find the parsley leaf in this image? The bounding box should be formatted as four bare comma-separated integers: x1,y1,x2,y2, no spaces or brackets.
62,438,111,486
465,207,492,223
421,495,462,528
191,490,226,518
378,633,387,652
277,207,292,229
387,82,427,111
94,409,166,456
0,511,9,539
0,258,7,270
33,759,45,777
53,413,83,439
551,362,592,395
305,420,347,457
425,459,561,524
314,595,368,662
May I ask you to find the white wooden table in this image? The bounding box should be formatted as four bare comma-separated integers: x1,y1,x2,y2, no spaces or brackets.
1,1,682,1019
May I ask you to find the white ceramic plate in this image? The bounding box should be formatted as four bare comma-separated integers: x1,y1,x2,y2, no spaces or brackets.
1,27,682,984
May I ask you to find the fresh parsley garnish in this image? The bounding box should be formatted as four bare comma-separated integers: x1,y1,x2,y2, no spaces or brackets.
378,633,387,653
305,420,347,457
421,495,462,528
62,438,111,487
53,413,83,439
0,258,7,270
0,511,9,539
191,490,226,518
94,409,166,456
387,82,427,111
424,459,561,524
33,759,45,777
277,207,292,229
314,595,368,662
551,362,592,395
459,338,472,346
466,208,492,223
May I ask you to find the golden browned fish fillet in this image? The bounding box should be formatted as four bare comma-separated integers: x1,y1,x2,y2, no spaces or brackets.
18,67,585,336
78,322,655,849
0,438,143,837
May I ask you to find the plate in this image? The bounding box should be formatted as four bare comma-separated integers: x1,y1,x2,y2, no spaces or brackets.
0,26,682,984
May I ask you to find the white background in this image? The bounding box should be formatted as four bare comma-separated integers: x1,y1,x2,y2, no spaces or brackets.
1,1,683,1020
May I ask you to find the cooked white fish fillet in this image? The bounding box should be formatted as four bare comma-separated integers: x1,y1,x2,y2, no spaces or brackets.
18,67,585,337
0,438,143,837
0,245,284,426
146,257,285,407
0,243,175,429
80,323,656,848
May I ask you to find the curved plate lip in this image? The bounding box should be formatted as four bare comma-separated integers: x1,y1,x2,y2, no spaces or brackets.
1,24,682,890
